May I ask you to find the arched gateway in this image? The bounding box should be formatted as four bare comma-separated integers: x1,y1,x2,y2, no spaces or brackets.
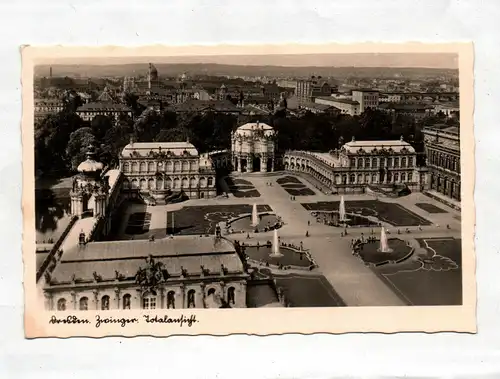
231,121,276,173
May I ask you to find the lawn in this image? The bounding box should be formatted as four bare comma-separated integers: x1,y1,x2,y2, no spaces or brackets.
302,200,432,226
375,238,462,305
225,177,261,198
275,274,345,307
415,203,448,214
169,204,273,235
277,176,316,196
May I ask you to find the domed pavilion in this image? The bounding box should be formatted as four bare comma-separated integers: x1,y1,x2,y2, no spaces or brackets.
231,121,276,173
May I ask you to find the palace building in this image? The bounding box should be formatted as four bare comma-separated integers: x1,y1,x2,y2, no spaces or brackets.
422,125,461,207
284,137,423,194
42,235,249,311
119,140,217,201
231,121,276,173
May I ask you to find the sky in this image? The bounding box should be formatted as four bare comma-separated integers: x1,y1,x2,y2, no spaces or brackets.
37,53,458,69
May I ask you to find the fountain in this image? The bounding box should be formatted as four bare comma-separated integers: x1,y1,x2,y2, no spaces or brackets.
269,229,283,258
377,227,393,253
251,203,259,227
339,196,346,222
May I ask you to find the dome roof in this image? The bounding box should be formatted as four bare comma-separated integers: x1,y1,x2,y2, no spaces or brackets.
77,158,104,173
234,122,275,137
77,147,104,173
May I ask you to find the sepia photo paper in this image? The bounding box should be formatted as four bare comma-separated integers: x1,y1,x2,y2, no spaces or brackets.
22,43,475,338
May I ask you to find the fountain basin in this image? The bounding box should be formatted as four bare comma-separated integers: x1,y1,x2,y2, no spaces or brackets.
357,238,413,266
243,245,312,268
228,213,281,233
313,211,379,228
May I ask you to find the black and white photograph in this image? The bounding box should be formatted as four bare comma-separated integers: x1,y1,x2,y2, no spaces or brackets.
23,44,475,337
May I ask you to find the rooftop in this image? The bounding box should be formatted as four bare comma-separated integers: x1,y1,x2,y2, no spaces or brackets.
343,140,416,154
315,97,359,106
50,236,244,284
77,102,132,112
121,141,199,158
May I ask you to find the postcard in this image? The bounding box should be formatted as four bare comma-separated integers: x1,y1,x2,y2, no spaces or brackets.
22,43,475,337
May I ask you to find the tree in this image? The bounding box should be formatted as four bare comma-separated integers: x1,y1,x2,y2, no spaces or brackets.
35,111,88,176
91,114,113,140
155,127,191,143
66,127,96,170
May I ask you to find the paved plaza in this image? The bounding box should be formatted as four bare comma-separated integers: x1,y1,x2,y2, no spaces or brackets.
109,172,462,307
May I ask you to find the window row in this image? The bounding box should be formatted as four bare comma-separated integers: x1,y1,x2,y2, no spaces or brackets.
349,156,414,168
122,161,198,173
427,150,460,173
122,177,214,190
56,287,236,311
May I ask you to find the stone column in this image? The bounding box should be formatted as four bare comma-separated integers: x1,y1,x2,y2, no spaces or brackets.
93,289,99,310
158,287,165,309
179,284,186,309
260,155,267,172
43,291,53,311
220,281,226,303
135,289,143,310
271,158,275,172
114,288,121,310
237,157,242,173
247,155,253,172
70,291,77,310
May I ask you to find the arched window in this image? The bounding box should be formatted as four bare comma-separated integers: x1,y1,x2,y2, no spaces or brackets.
408,172,413,181
372,158,378,168
358,158,364,168
166,161,173,172
123,294,131,310
357,174,363,183
349,174,356,184
174,178,181,189
207,288,216,297
57,298,66,311
148,162,155,172
182,161,189,171
190,177,197,188
140,179,147,190
167,291,175,309
364,158,370,168
131,179,139,189
208,177,214,187
365,174,370,183
401,157,407,167
227,287,236,305
174,161,181,172
372,174,377,183
388,158,393,168
394,157,400,168
401,173,407,181
101,295,110,311
123,162,130,172
139,162,146,173
156,177,164,190
199,177,207,187
142,293,157,310
131,162,138,172
122,179,130,190
187,290,196,308
79,296,88,311
394,173,399,182
182,177,189,188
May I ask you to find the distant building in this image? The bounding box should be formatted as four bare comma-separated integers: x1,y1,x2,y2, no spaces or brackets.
295,77,335,105
119,141,217,200
314,97,360,116
76,102,133,121
431,103,460,118
377,103,433,120
351,89,380,113
300,102,340,115
34,98,65,121
422,125,461,206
